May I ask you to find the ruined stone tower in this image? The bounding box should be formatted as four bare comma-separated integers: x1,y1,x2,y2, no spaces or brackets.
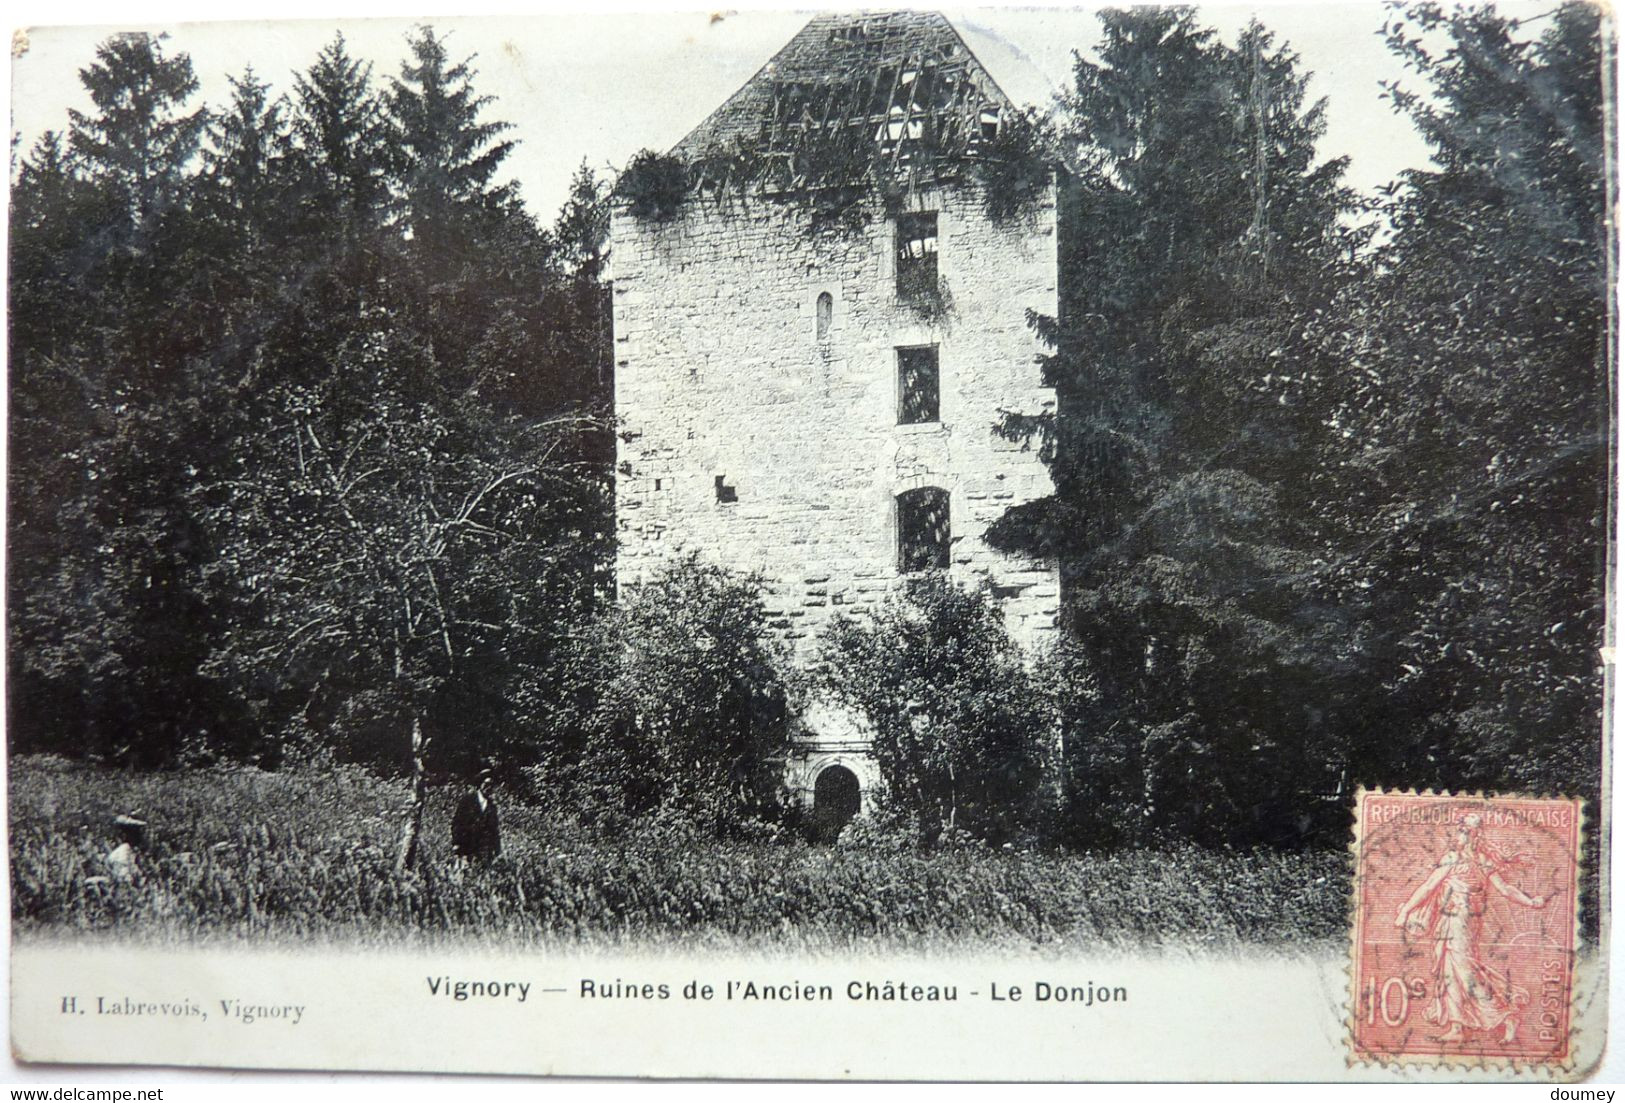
610,10,1060,830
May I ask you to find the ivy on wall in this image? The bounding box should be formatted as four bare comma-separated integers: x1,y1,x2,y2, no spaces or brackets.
615,78,1055,229
618,150,690,222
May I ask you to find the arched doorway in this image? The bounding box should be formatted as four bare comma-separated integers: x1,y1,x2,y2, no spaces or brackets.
812,764,861,843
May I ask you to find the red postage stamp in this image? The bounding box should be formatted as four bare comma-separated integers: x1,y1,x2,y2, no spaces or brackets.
1349,788,1583,1067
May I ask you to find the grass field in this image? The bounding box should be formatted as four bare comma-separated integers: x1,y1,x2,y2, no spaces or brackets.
9,755,1347,951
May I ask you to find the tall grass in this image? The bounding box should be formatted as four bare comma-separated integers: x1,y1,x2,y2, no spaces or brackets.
10,756,1346,951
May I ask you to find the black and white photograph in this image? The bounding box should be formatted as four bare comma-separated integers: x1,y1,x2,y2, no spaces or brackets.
4,0,1615,1082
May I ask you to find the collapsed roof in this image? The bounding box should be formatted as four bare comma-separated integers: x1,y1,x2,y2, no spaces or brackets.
673,10,1020,195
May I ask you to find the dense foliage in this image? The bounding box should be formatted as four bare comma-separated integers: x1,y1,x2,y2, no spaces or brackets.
9,29,614,798
992,3,1608,847
815,575,1054,844
615,149,689,222
564,557,791,834
1330,1,1610,802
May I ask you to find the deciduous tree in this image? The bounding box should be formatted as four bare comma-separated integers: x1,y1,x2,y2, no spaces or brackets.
815,574,1053,844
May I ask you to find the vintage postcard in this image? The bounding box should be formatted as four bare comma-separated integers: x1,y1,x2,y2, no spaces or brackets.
6,0,1614,1082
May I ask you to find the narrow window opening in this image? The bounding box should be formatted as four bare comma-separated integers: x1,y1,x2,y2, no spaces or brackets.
654,478,663,491
895,212,938,300
897,345,940,425
715,475,738,504
884,104,907,144
896,487,951,573
816,292,833,342
979,107,1001,141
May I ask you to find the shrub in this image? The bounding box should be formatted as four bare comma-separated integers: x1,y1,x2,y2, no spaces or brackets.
974,108,1055,224
1046,636,1139,847
578,555,789,833
897,265,956,326
813,573,1055,844
617,149,691,222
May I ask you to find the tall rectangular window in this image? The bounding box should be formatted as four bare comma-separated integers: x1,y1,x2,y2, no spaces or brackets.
897,345,940,425
896,487,951,573
895,212,938,299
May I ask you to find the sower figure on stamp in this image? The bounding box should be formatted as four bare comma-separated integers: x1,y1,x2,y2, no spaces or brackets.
451,767,501,864
1394,813,1551,1044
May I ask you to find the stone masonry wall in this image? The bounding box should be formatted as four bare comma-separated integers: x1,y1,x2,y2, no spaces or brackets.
610,180,1060,671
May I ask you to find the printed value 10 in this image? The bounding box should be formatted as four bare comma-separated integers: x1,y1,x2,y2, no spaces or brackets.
1361,976,1427,1026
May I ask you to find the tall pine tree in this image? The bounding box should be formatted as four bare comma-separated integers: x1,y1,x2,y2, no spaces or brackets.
290,33,392,239
385,26,516,249
994,8,1370,845
12,34,233,765
68,32,206,231
1336,1,1609,803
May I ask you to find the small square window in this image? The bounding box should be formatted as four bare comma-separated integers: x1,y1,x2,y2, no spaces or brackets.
895,212,938,299
979,107,1001,142
897,345,940,425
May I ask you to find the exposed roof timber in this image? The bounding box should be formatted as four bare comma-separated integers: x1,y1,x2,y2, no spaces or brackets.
673,10,1017,160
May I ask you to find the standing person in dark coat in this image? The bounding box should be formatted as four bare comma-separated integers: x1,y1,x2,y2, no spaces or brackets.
451,768,501,863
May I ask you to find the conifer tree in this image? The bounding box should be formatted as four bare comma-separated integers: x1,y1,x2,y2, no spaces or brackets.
9,130,105,757
9,131,86,359
555,159,610,284
1336,1,1609,802
994,8,1369,845
13,35,232,766
199,68,292,242
291,33,391,235
187,67,298,334
385,25,516,245
68,32,206,230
